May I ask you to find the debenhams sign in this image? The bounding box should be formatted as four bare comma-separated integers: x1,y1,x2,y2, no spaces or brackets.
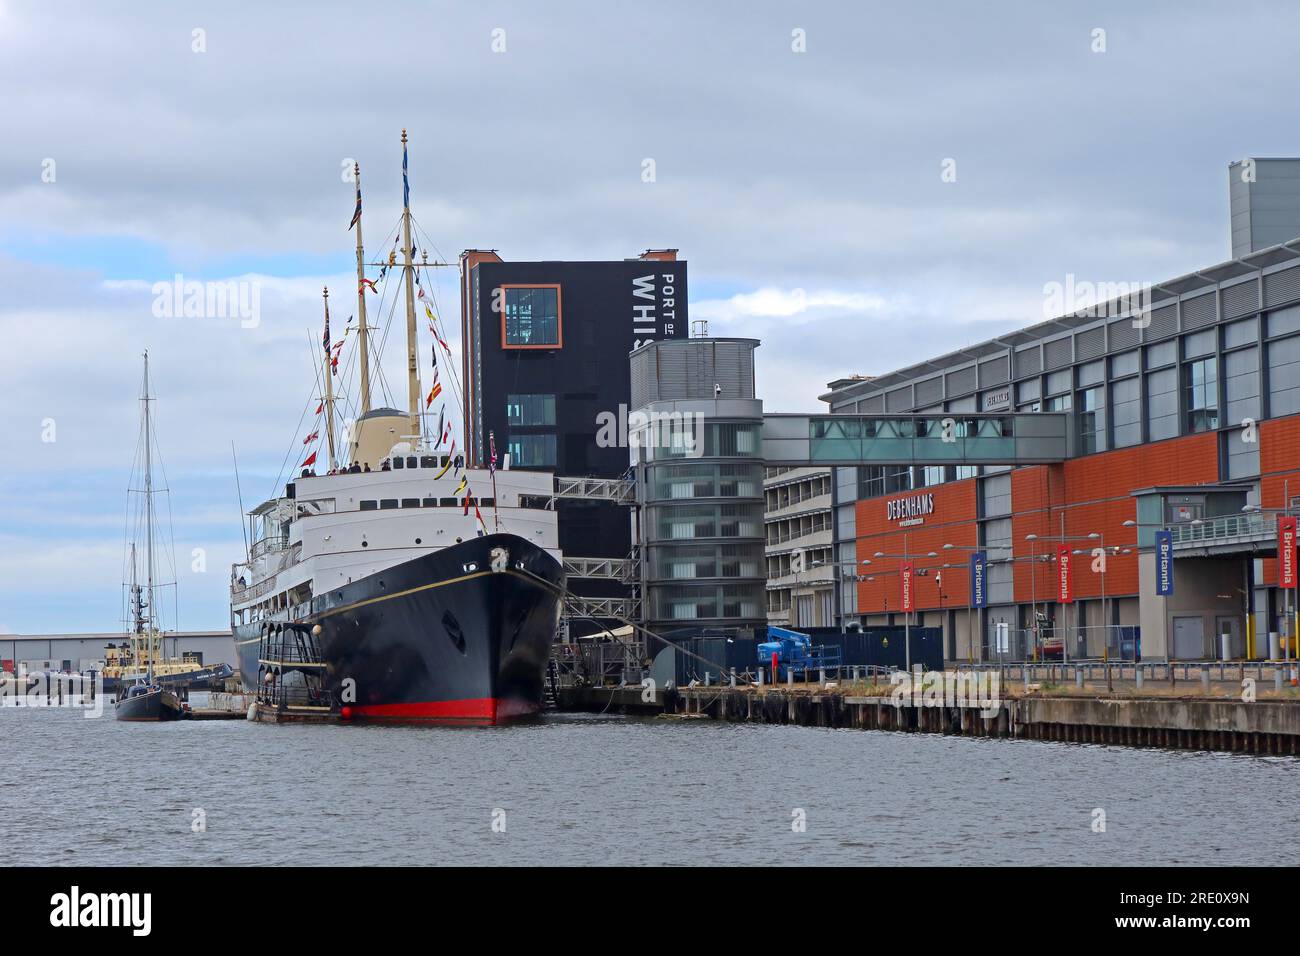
886,493,935,526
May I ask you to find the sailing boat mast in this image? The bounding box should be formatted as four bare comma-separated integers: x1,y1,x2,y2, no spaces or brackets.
352,162,373,417
141,351,157,681
322,287,338,470
400,129,423,443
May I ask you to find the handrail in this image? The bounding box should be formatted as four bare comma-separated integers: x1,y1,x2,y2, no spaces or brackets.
1169,513,1273,545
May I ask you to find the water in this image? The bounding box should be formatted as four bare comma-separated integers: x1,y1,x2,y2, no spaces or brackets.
4,705,1297,866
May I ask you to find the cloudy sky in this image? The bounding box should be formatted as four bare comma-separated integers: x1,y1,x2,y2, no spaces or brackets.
2,0,1296,634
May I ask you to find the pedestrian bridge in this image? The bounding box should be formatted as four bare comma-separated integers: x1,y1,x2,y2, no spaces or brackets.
761,413,1072,467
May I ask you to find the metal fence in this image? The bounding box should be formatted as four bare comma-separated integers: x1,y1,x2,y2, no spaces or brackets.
987,625,1140,664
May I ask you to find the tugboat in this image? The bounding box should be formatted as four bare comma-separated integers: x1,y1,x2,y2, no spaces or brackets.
230,131,565,723
115,353,188,723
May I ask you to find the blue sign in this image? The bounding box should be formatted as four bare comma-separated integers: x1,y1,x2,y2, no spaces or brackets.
1155,530,1174,596
970,550,988,608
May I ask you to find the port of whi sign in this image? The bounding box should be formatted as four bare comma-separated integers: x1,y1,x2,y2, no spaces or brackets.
1281,516,1298,590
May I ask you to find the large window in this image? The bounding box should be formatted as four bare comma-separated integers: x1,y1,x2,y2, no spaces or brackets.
1185,357,1218,433
506,434,556,467
1077,386,1105,454
1147,367,1179,441
1110,376,1141,448
506,393,555,426
1269,335,1300,417
501,285,561,347
1223,348,1260,424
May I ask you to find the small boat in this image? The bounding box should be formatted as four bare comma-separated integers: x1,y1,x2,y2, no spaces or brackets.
114,352,190,723
115,681,187,722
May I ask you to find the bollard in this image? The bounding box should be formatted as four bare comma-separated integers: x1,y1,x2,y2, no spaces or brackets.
1135,666,1143,690
787,667,793,688
1201,670,1210,694
1276,669,1284,693
1076,667,1084,689
819,667,826,687
704,671,711,687
729,667,736,689
757,667,764,687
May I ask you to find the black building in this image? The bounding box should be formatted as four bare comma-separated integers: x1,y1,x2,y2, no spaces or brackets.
459,249,688,618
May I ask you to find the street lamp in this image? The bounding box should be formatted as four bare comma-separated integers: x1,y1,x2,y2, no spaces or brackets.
942,541,1001,663
871,533,938,671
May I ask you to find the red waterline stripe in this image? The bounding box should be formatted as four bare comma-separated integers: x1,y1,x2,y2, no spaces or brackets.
345,698,499,721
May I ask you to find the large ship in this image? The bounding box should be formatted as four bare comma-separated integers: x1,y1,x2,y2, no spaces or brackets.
230,131,565,723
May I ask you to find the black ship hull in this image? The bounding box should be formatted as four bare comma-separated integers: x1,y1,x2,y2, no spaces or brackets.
234,533,564,724
115,685,186,722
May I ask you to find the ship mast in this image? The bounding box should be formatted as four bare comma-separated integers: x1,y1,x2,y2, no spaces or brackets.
352,162,373,417
400,129,423,443
322,287,338,470
141,351,157,682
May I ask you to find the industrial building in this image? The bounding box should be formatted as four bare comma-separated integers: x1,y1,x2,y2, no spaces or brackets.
820,160,1300,661
0,631,236,675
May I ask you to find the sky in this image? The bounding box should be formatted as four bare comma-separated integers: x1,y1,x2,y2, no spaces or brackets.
1,0,1297,634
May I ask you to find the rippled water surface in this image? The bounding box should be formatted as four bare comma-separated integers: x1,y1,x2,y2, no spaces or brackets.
4,704,1296,865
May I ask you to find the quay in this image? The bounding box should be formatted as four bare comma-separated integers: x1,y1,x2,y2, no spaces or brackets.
659,662,1300,756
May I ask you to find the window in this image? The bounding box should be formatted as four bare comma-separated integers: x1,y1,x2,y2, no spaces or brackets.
1045,369,1072,396
1226,426,1260,479
1147,368,1179,440
502,285,561,347
1146,340,1177,368
1185,357,1218,432
506,394,556,426
1268,335,1300,416
507,434,557,467
1077,386,1105,454
1223,347,1260,424
1110,351,1140,378
1111,377,1141,448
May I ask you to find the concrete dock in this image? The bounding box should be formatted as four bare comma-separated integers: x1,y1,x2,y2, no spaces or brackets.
670,677,1300,755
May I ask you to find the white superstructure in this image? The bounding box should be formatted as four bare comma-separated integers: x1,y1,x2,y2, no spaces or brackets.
230,454,560,629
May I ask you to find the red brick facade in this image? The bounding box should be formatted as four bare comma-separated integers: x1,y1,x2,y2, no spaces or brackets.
855,427,1228,613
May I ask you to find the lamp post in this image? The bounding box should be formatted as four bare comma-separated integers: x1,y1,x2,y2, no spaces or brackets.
811,557,873,630
874,533,939,671
1027,532,1113,662
943,541,1005,664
